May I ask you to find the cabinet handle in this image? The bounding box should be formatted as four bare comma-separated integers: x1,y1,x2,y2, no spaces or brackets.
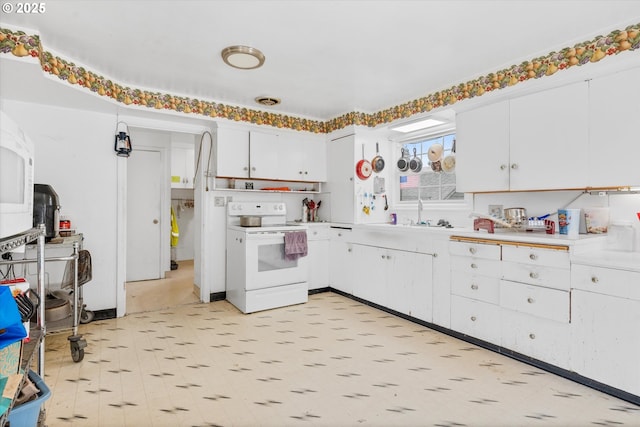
470,316,477,322
433,253,438,258
527,297,535,304
500,164,507,171
347,248,352,252
529,333,536,340
529,272,539,279
591,276,598,283
313,231,318,235
243,167,248,171
529,253,537,260
470,284,478,290
469,247,477,254
511,163,518,170
381,255,386,259
338,233,342,237
251,167,256,171
299,171,303,174
304,171,308,175
470,263,478,269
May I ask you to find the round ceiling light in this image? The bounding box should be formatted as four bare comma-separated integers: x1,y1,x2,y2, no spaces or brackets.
221,45,265,70
255,96,281,106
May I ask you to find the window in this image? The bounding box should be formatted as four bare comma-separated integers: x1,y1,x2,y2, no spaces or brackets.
398,132,463,202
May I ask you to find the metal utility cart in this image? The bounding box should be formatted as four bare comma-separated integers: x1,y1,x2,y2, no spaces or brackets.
0,226,46,426
6,233,90,362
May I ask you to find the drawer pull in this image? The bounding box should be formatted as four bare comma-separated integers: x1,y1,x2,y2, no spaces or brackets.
470,316,477,322
527,297,535,304
470,263,478,269
529,253,537,260
469,247,477,254
470,284,478,290
529,333,536,340
529,272,539,279
591,276,598,284
347,248,352,252
381,255,386,259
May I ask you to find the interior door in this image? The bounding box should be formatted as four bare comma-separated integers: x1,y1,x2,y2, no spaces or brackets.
127,149,162,281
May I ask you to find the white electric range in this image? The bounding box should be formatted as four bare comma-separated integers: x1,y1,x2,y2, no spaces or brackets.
226,202,308,313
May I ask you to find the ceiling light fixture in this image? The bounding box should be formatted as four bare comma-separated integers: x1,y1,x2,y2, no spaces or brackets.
255,96,281,106
221,45,265,70
390,118,445,133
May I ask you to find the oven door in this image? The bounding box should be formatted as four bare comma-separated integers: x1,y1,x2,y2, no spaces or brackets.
245,231,308,291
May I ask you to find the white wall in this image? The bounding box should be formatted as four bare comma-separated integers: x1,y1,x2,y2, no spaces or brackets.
2,100,118,310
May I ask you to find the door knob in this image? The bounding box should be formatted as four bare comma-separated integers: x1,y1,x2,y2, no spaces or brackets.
153,219,159,224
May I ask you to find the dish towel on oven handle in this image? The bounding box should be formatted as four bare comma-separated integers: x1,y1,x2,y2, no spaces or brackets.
284,230,308,261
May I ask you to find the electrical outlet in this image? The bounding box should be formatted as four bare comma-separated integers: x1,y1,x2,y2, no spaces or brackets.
214,196,225,207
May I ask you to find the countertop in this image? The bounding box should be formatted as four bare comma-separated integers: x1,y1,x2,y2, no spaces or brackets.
571,250,640,273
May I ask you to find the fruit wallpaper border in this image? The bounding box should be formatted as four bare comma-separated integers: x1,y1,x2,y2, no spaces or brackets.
1,23,639,134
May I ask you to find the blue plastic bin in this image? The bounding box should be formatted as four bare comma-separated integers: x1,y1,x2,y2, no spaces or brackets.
8,370,50,427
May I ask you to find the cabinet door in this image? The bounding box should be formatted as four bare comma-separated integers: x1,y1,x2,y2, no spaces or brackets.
572,290,640,395
325,135,355,223
352,245,387,306
171,145,195,189
450,295,501,344
509,82,589,190
307,239,329,290
215,128,250,178
279,134,327,182
328,229,354,294
589,67,640,187
249,131,280,179
406,252,433,322
456,101,510,192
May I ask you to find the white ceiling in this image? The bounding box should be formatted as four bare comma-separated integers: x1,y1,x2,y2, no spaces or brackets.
1,0,640,121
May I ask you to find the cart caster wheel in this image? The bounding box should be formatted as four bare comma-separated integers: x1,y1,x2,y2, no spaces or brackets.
68,335,87,363
80,309,94,324
71,345,84,362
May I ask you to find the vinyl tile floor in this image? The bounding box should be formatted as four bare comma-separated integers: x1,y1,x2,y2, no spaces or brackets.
41,293,639,427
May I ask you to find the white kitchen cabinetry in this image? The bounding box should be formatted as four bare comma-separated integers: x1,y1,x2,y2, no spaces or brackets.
328,227,355,294
215,127,326,182
215,127,250,178
456,82,589,192
456,100,510,192
510,82,589,190
588,67,640,187
325,134,355,223
171,143,195,189
450,240,502,343
278,134,327,182
500,244,571,369
571,264,640,396
351,244,432,320
307,224,329,290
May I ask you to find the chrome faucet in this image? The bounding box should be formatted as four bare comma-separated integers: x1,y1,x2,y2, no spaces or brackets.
417,198,424,225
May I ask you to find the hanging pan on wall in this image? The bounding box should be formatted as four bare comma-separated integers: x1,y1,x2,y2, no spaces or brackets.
355,144,372,180
371,142,385,173
397,148,410,172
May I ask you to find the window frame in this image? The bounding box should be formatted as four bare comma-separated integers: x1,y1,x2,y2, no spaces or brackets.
394,127,466,209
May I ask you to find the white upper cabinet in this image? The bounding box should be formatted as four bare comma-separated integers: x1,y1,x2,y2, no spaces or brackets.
456,82,590,192
509,82,589,191
456,100,510,192
278,133,327,182
588,67,640,187
215,127,250,178
215,127,326,182
171,143,195,189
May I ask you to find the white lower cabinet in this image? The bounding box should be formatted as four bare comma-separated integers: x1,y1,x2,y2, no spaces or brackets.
328,228,355,294
307,225,329,290
450,295,501,344
500,308,571,369
571,264,640,396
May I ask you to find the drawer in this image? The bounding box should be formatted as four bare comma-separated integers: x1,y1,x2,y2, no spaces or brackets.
501,308,571,369
450,295,500,344
449,241,501,260
499,280,569,322
502,261,570,291
502,244,569,268
307,226,330,240
329,227,353,243
451,271,500,304
451,255,501,277
571,264,640,301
